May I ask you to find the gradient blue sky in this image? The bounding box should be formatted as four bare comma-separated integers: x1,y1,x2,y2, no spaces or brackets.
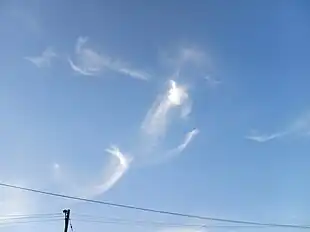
1,0,310,232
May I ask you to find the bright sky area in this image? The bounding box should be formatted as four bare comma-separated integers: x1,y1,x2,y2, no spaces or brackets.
1,0,310,232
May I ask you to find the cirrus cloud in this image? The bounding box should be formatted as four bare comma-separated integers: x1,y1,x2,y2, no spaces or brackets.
68,37,150,80
141,80,191,144
246,111,310,143
25,47,56,68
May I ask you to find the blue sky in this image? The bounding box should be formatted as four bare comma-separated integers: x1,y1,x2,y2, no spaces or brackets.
1,0,310,231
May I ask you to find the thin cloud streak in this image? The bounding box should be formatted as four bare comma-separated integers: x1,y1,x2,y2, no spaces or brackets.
246,111,310,143
92,146,131,197
245,132,286,143
69,37,150,80
68,58,95,76
175,129,199,152
25,47,56,68
118,68,149,80
160,129,200,163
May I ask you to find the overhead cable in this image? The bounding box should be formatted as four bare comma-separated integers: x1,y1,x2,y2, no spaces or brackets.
0,182,309,229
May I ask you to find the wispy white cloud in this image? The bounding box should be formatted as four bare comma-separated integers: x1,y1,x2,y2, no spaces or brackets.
51,146,131,198
135,45,204,162
246,111,310,143
175,129,199,153
69,37,150,80
51,47,202,192
68,58,95,76
136,79,200,166
25,47,56,68
92,146,131,196
245,132,286,143
141,80,191,144
117,68,149,81
160,129,199,163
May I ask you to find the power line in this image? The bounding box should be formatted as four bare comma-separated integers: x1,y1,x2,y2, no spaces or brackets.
73,214,271,228
0,182,309,229
0,213,61,218
0,219,63,227
0,215,62,222
0,213,62,223
73,214,206,228
72,217,274,229
73,216,207,228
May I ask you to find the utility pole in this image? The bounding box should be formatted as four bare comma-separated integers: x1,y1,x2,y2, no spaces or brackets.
63,209,71,232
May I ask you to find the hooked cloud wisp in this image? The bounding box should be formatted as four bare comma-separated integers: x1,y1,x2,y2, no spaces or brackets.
51,146,131,198
158,128,200,163
68,37,150,80
93,146,131,196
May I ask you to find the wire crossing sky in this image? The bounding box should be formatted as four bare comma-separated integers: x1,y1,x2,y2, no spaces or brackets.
0,183,310,229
